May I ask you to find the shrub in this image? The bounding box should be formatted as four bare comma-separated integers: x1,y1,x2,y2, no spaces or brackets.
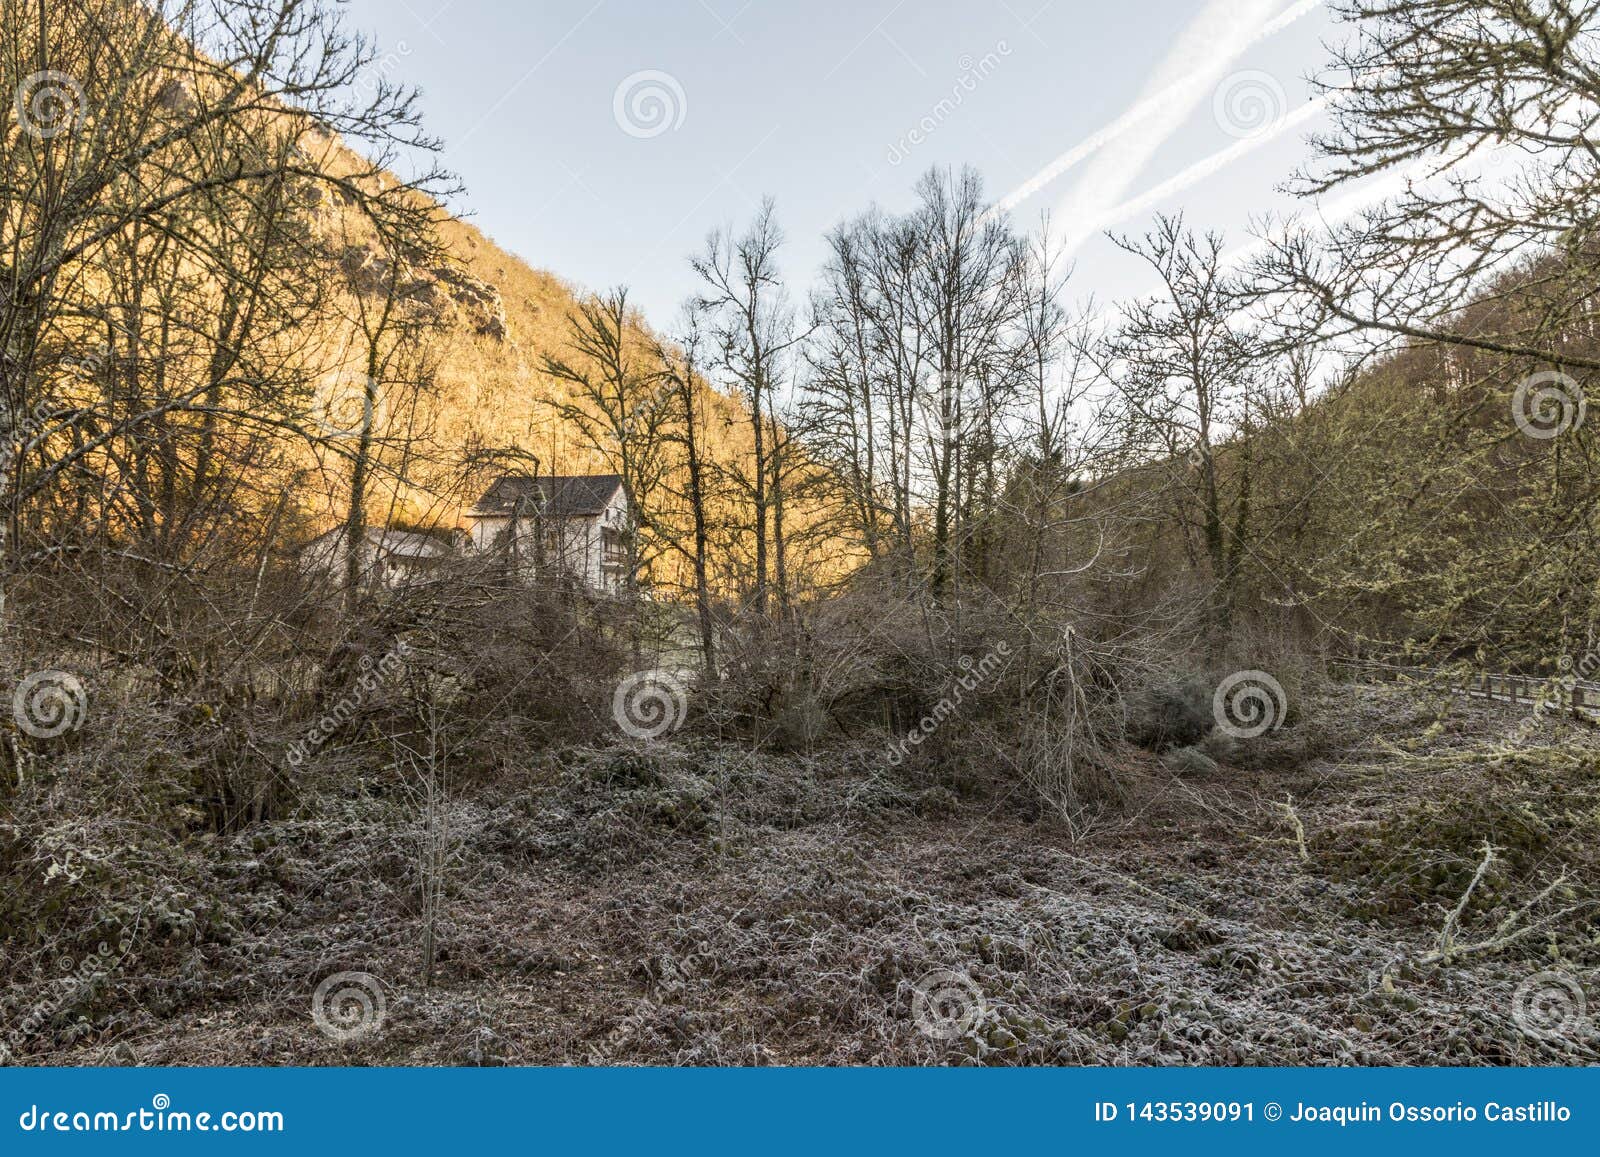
1127,677,1213,751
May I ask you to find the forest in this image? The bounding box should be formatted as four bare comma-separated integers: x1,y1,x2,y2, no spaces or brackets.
1,0,1597,1066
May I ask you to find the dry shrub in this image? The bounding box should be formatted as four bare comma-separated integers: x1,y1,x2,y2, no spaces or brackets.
698,587,954,749
696,579,1175,834
1126,676,1213,751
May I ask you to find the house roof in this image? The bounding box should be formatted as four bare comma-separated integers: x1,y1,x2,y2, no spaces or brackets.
306,526,451,559
467,474,624,520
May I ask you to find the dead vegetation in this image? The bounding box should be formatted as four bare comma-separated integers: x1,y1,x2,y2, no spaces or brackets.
5,0,1600,1073
2,672,1594,1067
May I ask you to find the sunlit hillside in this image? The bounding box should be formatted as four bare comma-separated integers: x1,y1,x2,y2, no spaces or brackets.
297,132,754,526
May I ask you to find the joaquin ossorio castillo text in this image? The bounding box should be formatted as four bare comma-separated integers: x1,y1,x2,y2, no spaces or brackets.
1093,1100,1572,1126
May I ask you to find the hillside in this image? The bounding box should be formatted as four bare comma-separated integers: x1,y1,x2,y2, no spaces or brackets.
4,0,1598,1078
293,129,753,534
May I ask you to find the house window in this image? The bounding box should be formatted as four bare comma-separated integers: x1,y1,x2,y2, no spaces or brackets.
602,526,628,565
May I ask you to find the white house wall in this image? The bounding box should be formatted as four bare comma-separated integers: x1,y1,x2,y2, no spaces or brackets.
464,484,630,591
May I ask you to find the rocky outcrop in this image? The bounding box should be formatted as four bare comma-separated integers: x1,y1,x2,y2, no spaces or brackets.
431,264,508,341
332,245,509,342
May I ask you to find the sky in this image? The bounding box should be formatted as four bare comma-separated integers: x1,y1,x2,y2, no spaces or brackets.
338,0,1339,329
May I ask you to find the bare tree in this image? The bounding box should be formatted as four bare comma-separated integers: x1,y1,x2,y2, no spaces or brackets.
691,199,804,616
1108,215,1263,643
654,309,718,675
907,167,1027,600
0,0,453,644
1255,0,1600,370
542,287,671,589
807,215,894,558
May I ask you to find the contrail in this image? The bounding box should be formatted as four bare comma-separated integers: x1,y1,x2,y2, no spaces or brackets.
992,0,1323,217
1081,95,1329,248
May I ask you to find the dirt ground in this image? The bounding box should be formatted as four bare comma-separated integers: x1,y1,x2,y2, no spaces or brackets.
4,682,1598,1066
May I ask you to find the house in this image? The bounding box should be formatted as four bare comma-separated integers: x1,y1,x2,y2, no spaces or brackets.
464,473,634,592
300,525,453,589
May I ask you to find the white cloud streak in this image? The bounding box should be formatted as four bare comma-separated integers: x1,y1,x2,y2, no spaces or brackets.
1090,94,1328,244
993,0,1323,217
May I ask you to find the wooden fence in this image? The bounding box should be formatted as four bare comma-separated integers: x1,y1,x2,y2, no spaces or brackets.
1331,658,1600,720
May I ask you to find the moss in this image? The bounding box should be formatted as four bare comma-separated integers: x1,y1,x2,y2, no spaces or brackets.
1315,746,1600,923
916,786,960,819
1162,745,1219,776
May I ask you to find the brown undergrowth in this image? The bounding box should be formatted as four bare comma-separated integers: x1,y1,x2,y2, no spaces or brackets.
1,683,1595,1066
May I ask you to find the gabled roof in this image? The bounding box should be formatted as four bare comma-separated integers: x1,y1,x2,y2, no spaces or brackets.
306,526,451,559
467,474,625,520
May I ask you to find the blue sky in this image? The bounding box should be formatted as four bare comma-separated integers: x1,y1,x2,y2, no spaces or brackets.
341,0,1337,327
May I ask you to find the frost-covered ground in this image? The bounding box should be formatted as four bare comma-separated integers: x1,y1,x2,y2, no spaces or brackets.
4,684,1596,1066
